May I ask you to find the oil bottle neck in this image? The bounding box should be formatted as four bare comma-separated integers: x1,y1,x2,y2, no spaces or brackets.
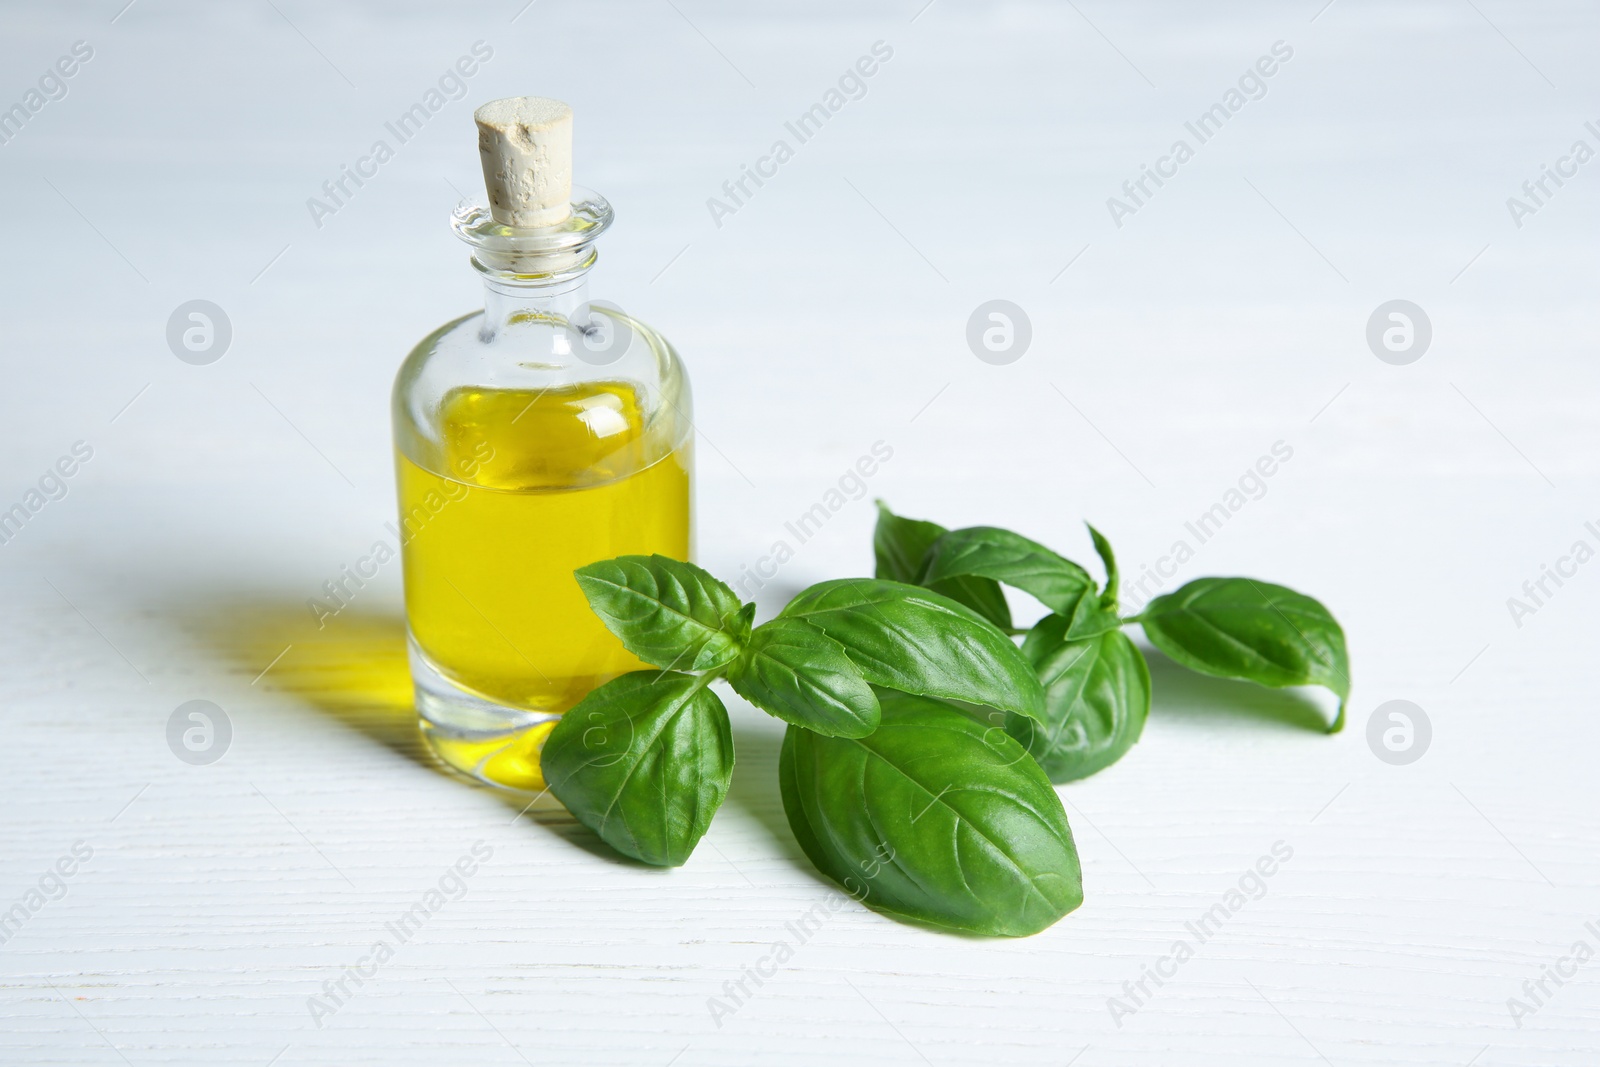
480,272,591,339
452,191,613,343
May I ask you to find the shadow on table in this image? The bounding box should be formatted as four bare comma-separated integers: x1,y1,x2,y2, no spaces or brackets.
1141,646,1336,733
172,596,699,857
177,599,429,762
723,719,821,881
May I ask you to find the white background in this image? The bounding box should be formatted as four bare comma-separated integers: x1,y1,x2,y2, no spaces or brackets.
3,0,1597,1063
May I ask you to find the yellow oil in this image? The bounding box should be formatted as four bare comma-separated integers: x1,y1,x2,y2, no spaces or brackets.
423,720,557,793
396,381,690,789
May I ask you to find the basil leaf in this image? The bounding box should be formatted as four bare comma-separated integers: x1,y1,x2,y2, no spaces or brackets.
872,500,941,585
575,555,748,672
779,578,1044,724
1060,588,1123,641
1006,617,1149,783
873,501,1011,629
542,670,734,866
779,690,1083,936
1086,523,1119,611
727,617,879,737
1140,577,1349,732
922,526,1094,617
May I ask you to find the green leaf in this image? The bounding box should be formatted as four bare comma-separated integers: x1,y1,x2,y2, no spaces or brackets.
1140,577,1350,732
779,690,1083,937
872,500,940,585
921,526,1095,618
1059,588,1123,642
542,671,734,866
727,617,880,737
1087,523,1119,611
574,555,748,672
780,578,1044,724
872,501,1011,629
1006,616,1149,782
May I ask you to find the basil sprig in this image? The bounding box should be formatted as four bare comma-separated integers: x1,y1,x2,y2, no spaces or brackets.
874,502,1350,788
545,554,1069,936
542,500,1347,940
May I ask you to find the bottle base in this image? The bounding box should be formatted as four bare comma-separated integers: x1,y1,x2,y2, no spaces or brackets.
409,635,559,793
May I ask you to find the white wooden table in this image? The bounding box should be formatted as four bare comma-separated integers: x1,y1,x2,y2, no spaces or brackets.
3,1,1597,1063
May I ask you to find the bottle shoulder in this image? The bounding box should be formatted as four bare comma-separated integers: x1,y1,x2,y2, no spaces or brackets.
396,305,685,385
392,303,691,480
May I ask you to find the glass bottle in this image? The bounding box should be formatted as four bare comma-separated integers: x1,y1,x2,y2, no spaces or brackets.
392,101,693,793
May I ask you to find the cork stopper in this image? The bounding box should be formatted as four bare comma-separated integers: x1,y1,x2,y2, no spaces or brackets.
474,96,574,229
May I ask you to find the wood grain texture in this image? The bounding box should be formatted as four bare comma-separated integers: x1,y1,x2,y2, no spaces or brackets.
3,0,1599,1063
